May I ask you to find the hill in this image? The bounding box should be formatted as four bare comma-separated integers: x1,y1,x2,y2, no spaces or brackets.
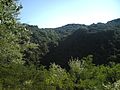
41,18,120,67
24,18,120,68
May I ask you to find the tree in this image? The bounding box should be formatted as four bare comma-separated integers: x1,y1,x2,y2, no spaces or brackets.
0,0,36,65
0,0,36,89
45,63,73,90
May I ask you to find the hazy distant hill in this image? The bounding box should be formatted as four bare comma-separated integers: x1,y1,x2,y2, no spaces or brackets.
107,18,120,27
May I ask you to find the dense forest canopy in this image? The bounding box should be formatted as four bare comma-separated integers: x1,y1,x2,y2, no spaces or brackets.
0,0,120,90
24,19,120,68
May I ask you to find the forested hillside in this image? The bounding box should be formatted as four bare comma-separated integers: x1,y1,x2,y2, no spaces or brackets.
0,0,120,90
25,19,120,68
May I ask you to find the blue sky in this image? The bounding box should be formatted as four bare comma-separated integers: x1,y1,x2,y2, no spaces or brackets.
20,0,120,28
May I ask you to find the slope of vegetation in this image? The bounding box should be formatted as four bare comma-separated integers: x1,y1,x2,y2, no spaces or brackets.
31,18,119,68
0,0,120,90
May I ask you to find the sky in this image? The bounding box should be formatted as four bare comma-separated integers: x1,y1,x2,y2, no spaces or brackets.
20,0,120,28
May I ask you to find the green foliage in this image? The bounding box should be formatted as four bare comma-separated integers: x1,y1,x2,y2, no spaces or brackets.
103,79,120,90
45,63,73,89
43,20,120,67
0,0,37,65
24,25,60,65
68,56,120,90
0,0,120,90
0,0,21,64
